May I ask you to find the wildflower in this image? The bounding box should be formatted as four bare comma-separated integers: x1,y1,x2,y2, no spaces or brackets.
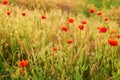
97,27,108,33
52,47,57,51
19,60,28,68
116,34,120,39
97,11,102,16
61,26,68,32
2,0,8,5
68,18,74,23
41,15,46,19
67,39,73,44
78,25,84,30
110,30,116,35
108,38,118,46
104,17,109,21
7,11,11,16
22,12,26,16
81,20,86,25
89,8,95,13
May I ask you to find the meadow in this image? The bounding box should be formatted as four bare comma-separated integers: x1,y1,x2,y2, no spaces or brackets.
0,0,120,80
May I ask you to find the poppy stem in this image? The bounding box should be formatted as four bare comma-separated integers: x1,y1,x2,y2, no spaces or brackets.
111,47,115,73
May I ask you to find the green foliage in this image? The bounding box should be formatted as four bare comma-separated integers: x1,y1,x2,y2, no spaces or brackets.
85,0,103,8
85,0,120,9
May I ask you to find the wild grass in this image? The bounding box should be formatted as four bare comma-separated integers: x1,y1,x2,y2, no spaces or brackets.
0,0,120,80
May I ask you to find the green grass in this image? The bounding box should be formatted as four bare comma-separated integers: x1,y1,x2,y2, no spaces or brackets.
0,1,120,80
84,0,120,9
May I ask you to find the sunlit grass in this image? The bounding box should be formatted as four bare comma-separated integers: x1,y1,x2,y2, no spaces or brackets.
0,1,120,80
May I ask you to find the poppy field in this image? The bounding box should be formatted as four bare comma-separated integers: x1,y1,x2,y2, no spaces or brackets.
1,0,120,80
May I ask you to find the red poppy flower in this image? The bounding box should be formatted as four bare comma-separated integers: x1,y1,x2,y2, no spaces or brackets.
78,25,84,30
19,60,28,68
22,12,26,16
61,26,68,32
41,15,46,19
52,47,57,51
68,18,74,23
108,38,118,46
97,27,108,33
97,11,102,16
104,17,109,21
67,39,73,44
89,8,95,13
2,0,8,5
7,11,11,16
116,34,120,39
81,20,86,25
